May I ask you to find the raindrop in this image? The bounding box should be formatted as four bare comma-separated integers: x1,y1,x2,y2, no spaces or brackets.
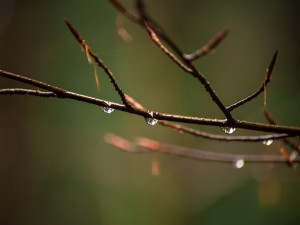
262,139,273,146
233,159,245,169
101,101,114,114
144,111,158,126
221,127,236,134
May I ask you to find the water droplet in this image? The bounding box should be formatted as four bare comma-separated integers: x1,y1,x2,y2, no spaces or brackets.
101,101,114,114
290,151,298,161
221,127,236,134
144,111,158,126
233,159,245,169
145,117,158,126
262,139,273,146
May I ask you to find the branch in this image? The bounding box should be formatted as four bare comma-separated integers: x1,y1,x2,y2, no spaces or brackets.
105,134,300,164
125,94,294,142
0,88,56,97
111,0,234,121
64,19,132,108
183,29,230,61
263,110,300,153
1,69,300,135
226,50,278,111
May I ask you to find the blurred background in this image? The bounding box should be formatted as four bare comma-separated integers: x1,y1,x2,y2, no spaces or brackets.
0,0,300,224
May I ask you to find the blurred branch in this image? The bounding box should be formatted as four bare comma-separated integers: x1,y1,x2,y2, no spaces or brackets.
105,134,300,164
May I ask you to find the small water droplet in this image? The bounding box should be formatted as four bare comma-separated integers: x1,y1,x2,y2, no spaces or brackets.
145,117,158,126
290,151,298,161
101,101,114,114
145,111,158,126
262,139,273,146
221,127,236,134
233,159,245,169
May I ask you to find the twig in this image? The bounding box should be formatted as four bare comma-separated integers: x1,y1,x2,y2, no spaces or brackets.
0,88,56,97
263,110,300,153
158,120,292,142
64,19,131,108
144,22,193,73
226,50,278,112
183,29,230,61
105,134,300,164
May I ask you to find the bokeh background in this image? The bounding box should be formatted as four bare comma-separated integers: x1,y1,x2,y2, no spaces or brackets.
0,0,300,224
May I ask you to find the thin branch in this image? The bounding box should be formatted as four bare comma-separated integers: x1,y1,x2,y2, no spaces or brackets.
116,13,132,42
144,22,193,73
263,109,300,153
0,88,56,97
64,19,132,108
183,29,230,61
105,133,300,164
226,50,278,112
125,94,293,142
1,69,300,135
158,120,292,142
112,0,234,121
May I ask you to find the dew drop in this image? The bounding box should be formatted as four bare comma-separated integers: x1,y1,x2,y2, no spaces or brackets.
144,111,158,126
262,139,273,146
233,159,245,169
101,101,114,114
145,117,158,126
221,127,236,134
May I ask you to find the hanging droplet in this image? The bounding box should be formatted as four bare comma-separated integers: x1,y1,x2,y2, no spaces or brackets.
101,101,114,114
233,159,245,169
144,111,158,126
262,139,273,146
221,127,236,134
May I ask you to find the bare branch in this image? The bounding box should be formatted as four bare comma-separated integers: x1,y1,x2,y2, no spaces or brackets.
106,134,300,164
125,94,293,142
144,22,193,73
183,29,230,61
263,109,300,153
159,120,292,142
115,0,234,121
0,88,56,97
227,50,278,111
1,69,300,135
64,19,131,108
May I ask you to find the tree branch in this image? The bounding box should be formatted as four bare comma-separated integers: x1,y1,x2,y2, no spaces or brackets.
226,50,278,111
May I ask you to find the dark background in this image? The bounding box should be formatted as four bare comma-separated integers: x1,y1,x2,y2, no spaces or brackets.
0,0,300,224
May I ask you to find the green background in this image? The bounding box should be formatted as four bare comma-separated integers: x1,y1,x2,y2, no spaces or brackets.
0,0,299,224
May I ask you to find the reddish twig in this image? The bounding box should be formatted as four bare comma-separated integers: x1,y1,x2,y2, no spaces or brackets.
183,29,230,61
144,22,193,73
105,134,300,164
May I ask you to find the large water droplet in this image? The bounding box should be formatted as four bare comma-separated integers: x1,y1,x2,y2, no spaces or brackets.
144,111,158,126
101,101,114,114
233,159,245,169
262,139,273,146
221,127,236,134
